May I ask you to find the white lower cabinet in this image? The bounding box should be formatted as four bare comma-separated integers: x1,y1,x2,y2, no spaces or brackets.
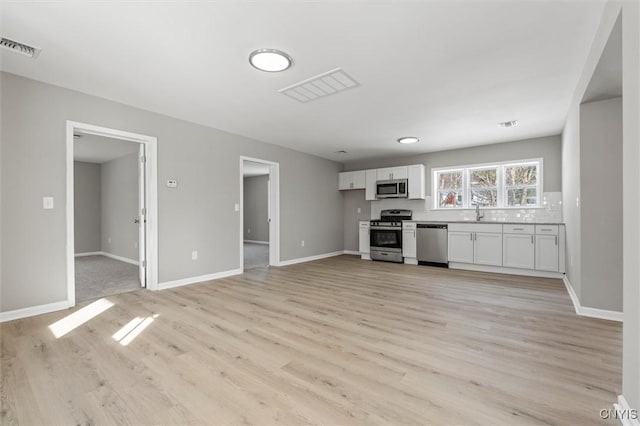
448,224,502,266
535,235,559,271
358,221,370,259
402,223,417,260
448,231,474,263
503,234,535,269
474,232,502,266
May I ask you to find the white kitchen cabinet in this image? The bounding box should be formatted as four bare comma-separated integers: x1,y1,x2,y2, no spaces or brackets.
474,232,503,266
503,234,535,269
365,170,377,201
338,171,366,190
535,234,559,272
377,167,408,181
407,165,425,199
402,223,417,259
448,224,502,266
359,221,370,259
448,231,475,263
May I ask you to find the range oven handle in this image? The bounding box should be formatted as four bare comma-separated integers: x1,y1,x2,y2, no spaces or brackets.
370,226,402,231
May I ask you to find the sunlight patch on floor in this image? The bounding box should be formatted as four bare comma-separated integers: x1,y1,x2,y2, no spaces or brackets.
112,314,158,346
49,298,114,338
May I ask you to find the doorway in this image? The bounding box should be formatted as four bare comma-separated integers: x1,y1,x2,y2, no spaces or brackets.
239,157,280,271
66,121,158,307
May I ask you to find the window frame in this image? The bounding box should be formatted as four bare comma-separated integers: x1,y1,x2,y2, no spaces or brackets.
432,158,543,210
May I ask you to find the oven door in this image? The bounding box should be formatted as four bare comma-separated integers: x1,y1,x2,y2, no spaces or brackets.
370,227,402,250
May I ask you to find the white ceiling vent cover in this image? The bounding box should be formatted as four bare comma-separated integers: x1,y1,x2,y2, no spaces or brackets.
1,37,41,58
279,68,360,103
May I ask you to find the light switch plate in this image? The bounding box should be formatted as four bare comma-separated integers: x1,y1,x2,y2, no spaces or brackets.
42,197,54,209
167,179,178,188
234,203,240,212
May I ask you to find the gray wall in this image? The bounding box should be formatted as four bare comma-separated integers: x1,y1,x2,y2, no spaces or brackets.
580,97,622,311
101,152,139,261
562,105,582,299
344,135,562,193
73,161,101,253
622,0,640,412
342,190,372,252
243,175,269,242
0,72,344,312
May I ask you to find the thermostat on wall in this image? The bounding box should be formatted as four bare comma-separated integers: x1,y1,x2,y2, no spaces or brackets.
167,179,178,188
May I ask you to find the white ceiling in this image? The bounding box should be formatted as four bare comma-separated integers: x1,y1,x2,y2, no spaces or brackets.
1,2,606,162
74,133,139,164
243,161,270,177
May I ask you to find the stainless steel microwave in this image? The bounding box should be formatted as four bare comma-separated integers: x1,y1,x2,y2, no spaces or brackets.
376,179,408,199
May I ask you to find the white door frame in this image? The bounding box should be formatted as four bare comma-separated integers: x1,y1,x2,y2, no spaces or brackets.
239,156,280,270
66,121,159,307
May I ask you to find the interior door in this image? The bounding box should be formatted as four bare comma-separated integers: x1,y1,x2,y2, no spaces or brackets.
138,144,146,287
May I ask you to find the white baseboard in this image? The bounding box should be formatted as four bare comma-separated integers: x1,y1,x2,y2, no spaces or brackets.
343,250,360,256
0,300,72,323
75,251,139,266
449,262,564,279
157,269,242,290
278,251,345,266
244,240,269,245
614,395,640,426
563,276,624,322
101,252,140,266
75,251,102,257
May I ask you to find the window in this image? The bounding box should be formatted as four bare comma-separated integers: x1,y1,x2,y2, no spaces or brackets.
433,159,542,209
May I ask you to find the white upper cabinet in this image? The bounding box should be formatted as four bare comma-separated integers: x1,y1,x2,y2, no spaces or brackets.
365,170,377,200
377,167,407,181
407,165,425,199
338,171,366,190
341,164,423,199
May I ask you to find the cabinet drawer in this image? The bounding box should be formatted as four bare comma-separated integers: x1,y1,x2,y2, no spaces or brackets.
448,223,502,233
503,224,534,234
403,222,416,230
535,225,559,235
359,221,370,229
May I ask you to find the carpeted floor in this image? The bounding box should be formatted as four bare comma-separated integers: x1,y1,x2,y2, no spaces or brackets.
244,242,269,270
75,255,141,302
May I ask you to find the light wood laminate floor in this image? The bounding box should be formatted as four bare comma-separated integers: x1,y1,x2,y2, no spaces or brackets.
1,255,621,425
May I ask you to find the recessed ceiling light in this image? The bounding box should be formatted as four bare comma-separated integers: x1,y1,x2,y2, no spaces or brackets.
397,137,419,144
498,120,518,128
334,150,348,154
249,49,292,72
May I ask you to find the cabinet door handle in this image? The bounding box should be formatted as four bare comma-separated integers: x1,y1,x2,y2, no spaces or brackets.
470,233,473,241
513,227,524,231
414,230,416,238
555,236,558,246
531,235,534,244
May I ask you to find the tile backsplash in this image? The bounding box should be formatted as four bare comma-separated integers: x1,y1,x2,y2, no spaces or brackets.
371,192,563,223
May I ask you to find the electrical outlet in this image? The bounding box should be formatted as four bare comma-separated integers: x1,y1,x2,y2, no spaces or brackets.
234,203,240,212
42,196,54,209
192,250,198,260
357,207,361,214
248,228,251,234
301,240,305,247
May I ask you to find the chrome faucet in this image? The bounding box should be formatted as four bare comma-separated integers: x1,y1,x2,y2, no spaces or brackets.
475,204,484,222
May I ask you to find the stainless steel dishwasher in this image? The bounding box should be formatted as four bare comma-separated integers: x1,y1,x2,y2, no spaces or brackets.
416,223,449,267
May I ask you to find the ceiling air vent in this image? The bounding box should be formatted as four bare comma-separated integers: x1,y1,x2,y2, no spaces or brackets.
279,68,360,103
1,37,41,58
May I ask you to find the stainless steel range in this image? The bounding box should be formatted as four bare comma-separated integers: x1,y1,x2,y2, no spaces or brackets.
370,209,412,263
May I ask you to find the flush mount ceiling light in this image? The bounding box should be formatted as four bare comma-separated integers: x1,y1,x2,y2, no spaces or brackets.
249,49,292,72
397,137,420,145
498,120,518,128
334,150,348,154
